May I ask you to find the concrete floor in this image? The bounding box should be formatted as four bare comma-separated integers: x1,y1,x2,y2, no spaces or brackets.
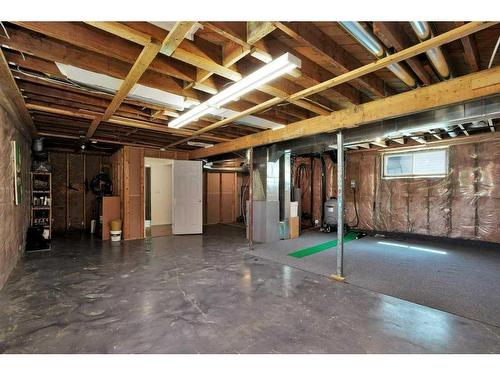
0,225,499,353
250,230,500,327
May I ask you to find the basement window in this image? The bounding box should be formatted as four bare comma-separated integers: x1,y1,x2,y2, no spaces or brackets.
382,148,448,179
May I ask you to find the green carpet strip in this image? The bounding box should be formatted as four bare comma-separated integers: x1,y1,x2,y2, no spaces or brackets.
288,232,359,258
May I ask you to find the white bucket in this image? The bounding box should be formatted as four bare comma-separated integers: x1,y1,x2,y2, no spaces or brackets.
110,230,122,242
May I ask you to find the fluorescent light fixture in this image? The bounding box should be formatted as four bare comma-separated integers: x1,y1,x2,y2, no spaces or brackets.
187,141,214,148
169,53,301,129
272,124,286,130
378,241,447,255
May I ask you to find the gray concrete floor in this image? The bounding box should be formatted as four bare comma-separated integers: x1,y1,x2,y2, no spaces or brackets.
250,230,500,327
0,225,499,353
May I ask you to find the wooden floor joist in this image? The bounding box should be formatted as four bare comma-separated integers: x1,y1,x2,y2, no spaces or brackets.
175,21,496,151
85,22,196,139
189,65,500,159
0,48,37,137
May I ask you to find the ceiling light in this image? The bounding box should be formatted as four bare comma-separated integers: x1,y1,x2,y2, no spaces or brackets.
271,124,286,130
187,141,214,148
169,53,301,129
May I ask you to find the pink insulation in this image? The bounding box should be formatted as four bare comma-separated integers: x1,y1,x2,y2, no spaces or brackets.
345,138,500,243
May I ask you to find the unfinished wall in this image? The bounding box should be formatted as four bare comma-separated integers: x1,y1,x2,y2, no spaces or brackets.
0,106,31,289
48,152,111,233
291,154,336,227
203,172,241,225
110,146,188,240
344,136,500,243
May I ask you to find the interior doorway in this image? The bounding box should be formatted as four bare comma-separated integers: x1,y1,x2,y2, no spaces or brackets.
144,157,173,238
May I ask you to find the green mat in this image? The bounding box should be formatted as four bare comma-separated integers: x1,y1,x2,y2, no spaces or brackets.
288,232,359,258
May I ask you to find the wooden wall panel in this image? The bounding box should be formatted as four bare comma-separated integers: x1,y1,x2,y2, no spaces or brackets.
50,153,67,232
123,146,145,240
67,154,84,230
85,154,101,229
205,172,221,224
49,152,105,233
220,173,236,223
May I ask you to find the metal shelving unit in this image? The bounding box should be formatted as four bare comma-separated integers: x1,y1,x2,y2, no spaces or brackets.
30,172,52,240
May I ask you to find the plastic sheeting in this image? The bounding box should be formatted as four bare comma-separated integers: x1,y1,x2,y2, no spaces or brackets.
345,138,500,243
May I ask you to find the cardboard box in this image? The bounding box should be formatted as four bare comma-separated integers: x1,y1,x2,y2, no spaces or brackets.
289,216,299,239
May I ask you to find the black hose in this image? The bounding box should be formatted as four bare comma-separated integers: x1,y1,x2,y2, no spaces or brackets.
351,186,360,228
320,155,327,226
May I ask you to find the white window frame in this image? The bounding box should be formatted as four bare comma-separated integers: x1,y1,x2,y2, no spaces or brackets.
382,147,449,179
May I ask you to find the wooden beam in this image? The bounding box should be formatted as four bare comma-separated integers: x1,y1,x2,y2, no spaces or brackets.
0,48,37,137
85,41,163,138
247,22,276,45
455,21,480,72
82,21,321,116
3,26,198,100
11,22,195,82
160,22,197,56
166,97,283,148
286,22,495,101
275,22,392,98
86,22,196,139
84,21,153,45
189,65,500,158
373,22,433,85
200,22,360,108
179,21,496,152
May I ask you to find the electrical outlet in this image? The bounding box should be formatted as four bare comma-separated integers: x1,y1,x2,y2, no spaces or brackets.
350,180,356,189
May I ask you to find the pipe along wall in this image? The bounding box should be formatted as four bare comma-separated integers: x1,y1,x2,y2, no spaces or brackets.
291,137,500,243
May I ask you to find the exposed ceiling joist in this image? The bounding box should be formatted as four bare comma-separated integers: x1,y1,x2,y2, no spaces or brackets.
86,22,196,139
247,22,277,45
189,63,500,159
455,21,480,72
0,48,37,137
183,22,496,153
372,22,432,85
275,21,393,98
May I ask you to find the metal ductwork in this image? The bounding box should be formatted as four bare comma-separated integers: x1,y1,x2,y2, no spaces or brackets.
410,21,451,79
269,95,500,154
203,164,249,173
339,21,417,88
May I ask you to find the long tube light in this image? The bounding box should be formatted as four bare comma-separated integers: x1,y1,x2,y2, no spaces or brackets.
169,53,301,129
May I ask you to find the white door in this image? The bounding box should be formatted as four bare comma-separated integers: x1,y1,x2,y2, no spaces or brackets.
172,160,203,234
151,164,172,225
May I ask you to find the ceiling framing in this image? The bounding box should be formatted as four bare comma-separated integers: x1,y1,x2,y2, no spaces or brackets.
0,21,498,154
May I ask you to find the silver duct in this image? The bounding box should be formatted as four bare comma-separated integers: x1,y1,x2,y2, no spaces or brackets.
339,21,417,88
269,95,500,154
203,165,249,173
410,21,451,79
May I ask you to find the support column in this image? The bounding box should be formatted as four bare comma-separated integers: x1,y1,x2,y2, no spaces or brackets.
334,131,345,281
247,148,254,250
